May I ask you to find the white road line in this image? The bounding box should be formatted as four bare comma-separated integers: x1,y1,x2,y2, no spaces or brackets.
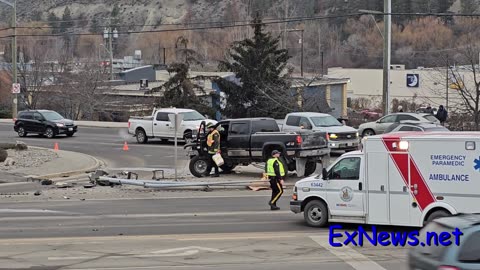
310,235,387,270
0,210,291,222
0,208,75,214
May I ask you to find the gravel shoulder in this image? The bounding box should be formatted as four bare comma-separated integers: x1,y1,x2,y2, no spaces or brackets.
0,148,58,172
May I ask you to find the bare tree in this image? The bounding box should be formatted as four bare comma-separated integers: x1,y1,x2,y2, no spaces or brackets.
51,61,110,120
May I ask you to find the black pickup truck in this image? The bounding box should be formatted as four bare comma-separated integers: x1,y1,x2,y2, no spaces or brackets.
184,117,330,178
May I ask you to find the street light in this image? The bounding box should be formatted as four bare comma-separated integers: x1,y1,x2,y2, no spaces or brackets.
287,29,304,77
0,0,17,118
104,27,118,81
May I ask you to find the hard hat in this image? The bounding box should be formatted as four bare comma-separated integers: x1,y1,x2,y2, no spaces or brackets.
206,122,214,128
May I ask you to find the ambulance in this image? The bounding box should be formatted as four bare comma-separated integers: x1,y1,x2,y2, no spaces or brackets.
290,132,480,227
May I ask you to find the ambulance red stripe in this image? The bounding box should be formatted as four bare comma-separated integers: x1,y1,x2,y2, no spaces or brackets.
381,136,436,211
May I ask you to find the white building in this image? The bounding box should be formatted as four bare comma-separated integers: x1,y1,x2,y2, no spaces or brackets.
327,65,475,111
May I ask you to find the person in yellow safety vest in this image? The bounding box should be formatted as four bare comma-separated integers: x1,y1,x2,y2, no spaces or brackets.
206,122,220,177
266,150,285,210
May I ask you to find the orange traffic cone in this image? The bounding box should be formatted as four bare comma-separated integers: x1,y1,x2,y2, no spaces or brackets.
123,141,129,151
54,142,59,151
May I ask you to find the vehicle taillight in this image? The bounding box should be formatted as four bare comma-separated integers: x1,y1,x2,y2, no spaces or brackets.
292,186,298,200
296,135,302,145
438,266,460,270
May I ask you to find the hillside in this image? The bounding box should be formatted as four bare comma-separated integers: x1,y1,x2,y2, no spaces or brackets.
1,0,479,72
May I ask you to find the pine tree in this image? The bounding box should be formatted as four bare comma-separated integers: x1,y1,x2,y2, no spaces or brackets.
215,14,292,118
460,0,477,13
48,12,59,34
90,18,101,34
60,7,74,49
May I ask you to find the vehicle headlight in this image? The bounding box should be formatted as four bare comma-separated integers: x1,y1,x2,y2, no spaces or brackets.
56,123,65,127
356,132,359,137
329,133,338,139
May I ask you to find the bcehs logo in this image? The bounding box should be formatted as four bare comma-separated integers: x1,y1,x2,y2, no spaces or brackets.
340,186,353,202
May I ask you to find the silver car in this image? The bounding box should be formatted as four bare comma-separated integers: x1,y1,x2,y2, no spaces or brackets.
384,121,449,133
358,113,435,137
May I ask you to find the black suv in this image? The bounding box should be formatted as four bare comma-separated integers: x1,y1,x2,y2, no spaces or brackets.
14,110,77,138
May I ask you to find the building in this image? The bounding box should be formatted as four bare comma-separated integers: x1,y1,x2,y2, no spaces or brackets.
327,66,470,111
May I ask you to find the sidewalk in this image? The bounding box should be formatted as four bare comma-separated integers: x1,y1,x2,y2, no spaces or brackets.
6,147,102,180
0,119,127,128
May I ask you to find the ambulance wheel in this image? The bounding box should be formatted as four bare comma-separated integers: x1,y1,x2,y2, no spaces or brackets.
424,209,450,225
304,200,328,227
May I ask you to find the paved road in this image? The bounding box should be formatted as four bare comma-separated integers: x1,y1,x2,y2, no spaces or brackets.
0,123,188,169
0,192,410,270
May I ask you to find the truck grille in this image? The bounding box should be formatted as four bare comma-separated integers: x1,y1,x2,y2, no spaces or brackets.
330,132,357,140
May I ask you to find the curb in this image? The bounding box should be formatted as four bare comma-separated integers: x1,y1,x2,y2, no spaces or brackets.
24,147,104,180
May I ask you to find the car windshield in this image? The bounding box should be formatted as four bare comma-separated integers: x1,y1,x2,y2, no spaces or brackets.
180,111,206,121
42,111,64,121
311,116,342,127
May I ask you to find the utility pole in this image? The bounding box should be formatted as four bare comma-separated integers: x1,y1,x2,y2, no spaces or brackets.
382,0,391,115
287,29,304,77
104,27,118,81
446,56,449,111
1,0,17,118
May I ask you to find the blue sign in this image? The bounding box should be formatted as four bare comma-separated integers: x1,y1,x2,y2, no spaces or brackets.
407,74,419,87
475,157,480,171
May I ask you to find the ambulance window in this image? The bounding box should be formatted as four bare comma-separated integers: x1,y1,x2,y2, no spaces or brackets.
329,157,361,180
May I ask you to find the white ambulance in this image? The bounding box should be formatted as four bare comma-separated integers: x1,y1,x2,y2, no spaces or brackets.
290,132,480,227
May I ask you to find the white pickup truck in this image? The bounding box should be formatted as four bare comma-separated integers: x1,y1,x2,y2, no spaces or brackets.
280,112,360,152
128,108,217,144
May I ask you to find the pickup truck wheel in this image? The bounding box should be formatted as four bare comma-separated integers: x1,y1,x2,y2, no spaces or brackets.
136,129,148,144
304,200,328,227
220,163,236,173
304,161,317,176
189,156,212,177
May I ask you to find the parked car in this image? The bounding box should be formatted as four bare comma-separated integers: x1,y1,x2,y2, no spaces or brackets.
13,110,77,138
358,113,434,137
419,113,441,124
184,118,330,178
281,112,360,152
128,108,217,144
384,121,449,133
408,213,480,270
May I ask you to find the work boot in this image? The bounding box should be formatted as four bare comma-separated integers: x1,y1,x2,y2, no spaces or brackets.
270,205,280,211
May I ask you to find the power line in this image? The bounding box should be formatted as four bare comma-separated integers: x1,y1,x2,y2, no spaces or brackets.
0,13,363,39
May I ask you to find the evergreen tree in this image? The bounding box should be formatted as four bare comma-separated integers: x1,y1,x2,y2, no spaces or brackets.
90,18,101,34
215,14,292,118
60,7,74,49
460,0,477,13
47,12,59,34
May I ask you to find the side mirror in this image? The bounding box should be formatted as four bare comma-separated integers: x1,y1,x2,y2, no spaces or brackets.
322,168,328,180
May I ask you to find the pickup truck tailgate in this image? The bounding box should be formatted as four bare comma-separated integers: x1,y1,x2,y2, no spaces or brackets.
299,131,328,149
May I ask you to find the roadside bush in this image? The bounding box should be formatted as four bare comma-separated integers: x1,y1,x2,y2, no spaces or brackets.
0,148,7,162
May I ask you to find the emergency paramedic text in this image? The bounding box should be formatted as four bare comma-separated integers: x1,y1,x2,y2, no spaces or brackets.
429,154,470,182
329,225,463,247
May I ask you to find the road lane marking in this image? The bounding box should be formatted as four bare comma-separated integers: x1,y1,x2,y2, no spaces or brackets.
0,210,291,222
0,231,319,244
310,235,387,270
0,208,75,214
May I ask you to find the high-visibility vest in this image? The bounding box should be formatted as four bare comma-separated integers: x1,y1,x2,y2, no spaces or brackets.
266,158,285,177
207,130,219,147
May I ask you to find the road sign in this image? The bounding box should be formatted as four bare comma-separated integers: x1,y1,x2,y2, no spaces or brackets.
11,83,20,94
168,113,184,181
406,74,419,87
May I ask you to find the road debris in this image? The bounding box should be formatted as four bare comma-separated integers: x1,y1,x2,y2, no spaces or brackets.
34,191,42,196
41,179,53,185
56,182,74,188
